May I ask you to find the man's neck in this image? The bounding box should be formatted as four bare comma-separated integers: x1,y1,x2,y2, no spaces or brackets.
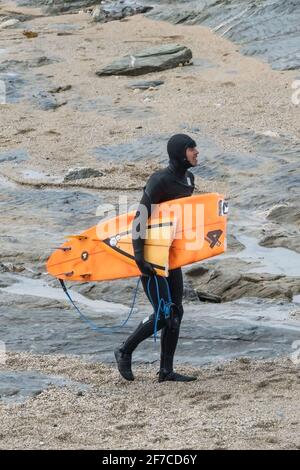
168,160,189,177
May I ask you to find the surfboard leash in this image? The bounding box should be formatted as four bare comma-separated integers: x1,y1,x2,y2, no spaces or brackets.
59,275,173,341
146,275,174,342
59,278,140,333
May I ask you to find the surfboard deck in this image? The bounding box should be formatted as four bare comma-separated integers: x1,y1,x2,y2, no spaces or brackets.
46,193,227,281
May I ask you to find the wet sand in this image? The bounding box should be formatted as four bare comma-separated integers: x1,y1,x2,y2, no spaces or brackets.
0,4,299,188
0,352,299,450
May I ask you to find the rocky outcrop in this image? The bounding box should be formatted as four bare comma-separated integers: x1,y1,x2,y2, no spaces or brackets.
144,0,300,71
0,57,59,72
259,204,300,253
20,0,152,17
96,44,192,76
185,258,300,302
267,204,300,227
260,231,300,254
92,1,152,23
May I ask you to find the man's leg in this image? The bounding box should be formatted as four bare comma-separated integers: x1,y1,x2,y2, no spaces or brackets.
115,274,169,380
160,268,183,372
159,268,197,382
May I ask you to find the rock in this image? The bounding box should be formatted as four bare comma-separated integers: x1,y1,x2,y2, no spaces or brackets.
96,44,193,76
185,265,209,278
0,264,9,273
0,149,29,164
259,204,300,253
0,11,36,22
196,291,222,303
31,56,58,67
92,6,106,23
57,31,73,36
182,285,199,301
63,167,103,182
43,0,98,15
0,263,25,273
0,57,59,72
127,80,164,90
261,130,280,138
227,233,246,253
0,19,20,29
31,91,67,111
144,0,300,71
186,258,299,302
38,0,151,16
267,205,300,227
259,230,300,254
48,85,72,94
91,1,152,23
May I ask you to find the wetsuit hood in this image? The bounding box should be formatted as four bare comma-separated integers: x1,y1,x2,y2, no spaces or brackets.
167,133,196,175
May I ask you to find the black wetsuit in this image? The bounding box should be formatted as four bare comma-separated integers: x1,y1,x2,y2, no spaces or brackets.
119,134,196,375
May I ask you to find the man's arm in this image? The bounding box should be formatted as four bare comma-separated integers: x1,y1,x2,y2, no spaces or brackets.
132,175,163,276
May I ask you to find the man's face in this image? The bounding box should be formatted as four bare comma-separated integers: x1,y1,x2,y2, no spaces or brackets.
186,146,199,166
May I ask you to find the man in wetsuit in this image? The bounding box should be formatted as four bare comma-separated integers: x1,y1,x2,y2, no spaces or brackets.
114,134,199,382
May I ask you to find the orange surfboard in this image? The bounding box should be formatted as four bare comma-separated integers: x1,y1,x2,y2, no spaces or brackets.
46,193,227,281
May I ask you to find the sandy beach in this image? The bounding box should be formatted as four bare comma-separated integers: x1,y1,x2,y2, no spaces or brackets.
1,3,299,189
0,352,299,450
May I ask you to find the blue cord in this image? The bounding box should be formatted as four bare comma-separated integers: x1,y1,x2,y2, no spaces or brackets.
60,274,173,340
147,275,173,342
59,278,140,333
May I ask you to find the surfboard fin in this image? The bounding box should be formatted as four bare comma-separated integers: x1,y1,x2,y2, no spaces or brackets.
80,273,92,279
53,247,72,251
58,271,74,277
65,235,88,240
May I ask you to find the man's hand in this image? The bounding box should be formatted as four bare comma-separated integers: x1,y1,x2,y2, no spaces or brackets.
135,253,155,277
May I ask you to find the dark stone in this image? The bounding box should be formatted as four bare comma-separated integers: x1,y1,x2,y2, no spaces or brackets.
92,1,152,23
48,85,72,94
127,80,164,90
63,167,103,182
96,44,192,76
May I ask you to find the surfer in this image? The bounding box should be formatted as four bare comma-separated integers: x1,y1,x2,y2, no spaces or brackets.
115,134,199,382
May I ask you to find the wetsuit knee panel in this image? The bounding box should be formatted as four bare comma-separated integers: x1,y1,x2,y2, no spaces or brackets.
166,304,183,331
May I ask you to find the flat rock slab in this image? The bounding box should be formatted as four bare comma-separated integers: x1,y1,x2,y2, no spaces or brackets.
0,370,89,404
0,148,29,164
127,80,164,90
96,44,193,76
63,167,103,182
0,57,60,73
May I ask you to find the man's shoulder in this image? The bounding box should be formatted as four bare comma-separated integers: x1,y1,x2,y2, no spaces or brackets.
147,168,168,185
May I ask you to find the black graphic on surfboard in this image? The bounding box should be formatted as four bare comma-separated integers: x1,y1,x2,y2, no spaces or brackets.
205,230,223,248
